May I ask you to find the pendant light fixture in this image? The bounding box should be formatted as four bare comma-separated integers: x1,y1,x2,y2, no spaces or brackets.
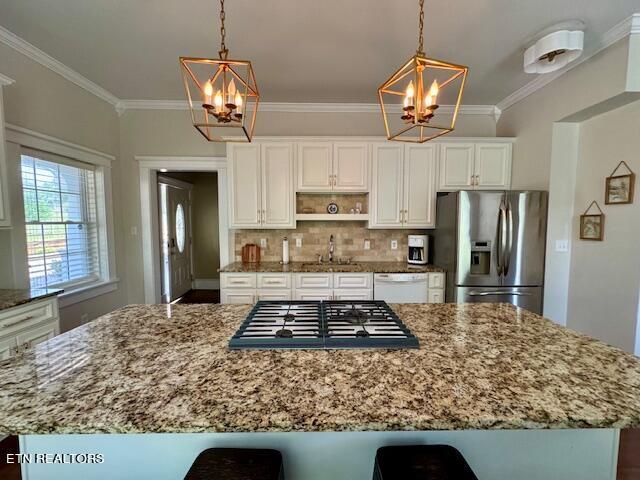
180,0,259,142
378,0,468,143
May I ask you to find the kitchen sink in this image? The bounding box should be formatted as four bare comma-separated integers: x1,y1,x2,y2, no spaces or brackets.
301,263,362,271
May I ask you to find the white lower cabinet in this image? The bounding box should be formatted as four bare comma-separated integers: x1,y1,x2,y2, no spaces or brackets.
256,290,292,301
0,297,60,360
332,290,372,301
294,273,373,301
293,289,334,301
221,290,256,304
427,289,444,303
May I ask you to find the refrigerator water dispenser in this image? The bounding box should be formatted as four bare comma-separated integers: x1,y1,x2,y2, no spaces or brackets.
470,241,491,275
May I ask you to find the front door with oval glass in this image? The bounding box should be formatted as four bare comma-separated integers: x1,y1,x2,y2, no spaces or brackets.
159,179,192,302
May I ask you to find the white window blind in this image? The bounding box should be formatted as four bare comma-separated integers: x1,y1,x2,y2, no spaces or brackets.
20,151,101,289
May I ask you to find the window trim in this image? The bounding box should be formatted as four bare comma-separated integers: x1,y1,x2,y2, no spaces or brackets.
6,125,118,301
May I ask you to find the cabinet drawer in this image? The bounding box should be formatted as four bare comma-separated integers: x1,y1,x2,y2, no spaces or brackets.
428,273,445,289
257,289,292,301
0,299,57,337
428,289,445,303
221,273,257,289
334,273,372,289
221,290,256,304
257,273,291,289
0,337,17,361
333,289,373,301
293,289,333,301
294,273,333,289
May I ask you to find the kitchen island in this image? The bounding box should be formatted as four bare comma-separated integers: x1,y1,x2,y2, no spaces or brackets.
1,303,639,479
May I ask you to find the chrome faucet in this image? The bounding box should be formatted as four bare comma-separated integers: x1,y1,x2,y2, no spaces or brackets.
328,235,334,263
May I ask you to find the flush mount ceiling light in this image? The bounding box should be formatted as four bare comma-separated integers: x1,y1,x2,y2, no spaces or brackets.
378,0,468,143
524,22,585,74
180,0,259,142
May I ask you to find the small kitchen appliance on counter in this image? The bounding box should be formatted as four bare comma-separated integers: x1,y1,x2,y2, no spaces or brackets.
241,243,260,263
407,234,429,265
229,300,418,350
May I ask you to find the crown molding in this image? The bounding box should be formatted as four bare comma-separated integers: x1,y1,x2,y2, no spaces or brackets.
0,25,119,106
115,99,499,117
496,13,640,114
0,73,15,86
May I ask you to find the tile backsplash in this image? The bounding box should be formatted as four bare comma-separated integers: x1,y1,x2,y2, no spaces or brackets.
296,193,368,214
234,221,426,262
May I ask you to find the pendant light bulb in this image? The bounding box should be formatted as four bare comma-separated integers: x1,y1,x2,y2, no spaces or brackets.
203,80,214,105
214,90,223,111
429,80,439,103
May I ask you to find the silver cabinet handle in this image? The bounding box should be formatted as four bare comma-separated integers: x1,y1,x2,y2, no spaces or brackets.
263,209,266,223
2,315,34,329
467,291,532,297
257,209,261,224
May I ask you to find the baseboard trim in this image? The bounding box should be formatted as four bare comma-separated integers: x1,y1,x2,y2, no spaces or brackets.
192,279,220,290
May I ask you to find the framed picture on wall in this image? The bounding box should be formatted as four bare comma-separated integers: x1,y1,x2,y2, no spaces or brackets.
605,161,635,205
579,201,604,241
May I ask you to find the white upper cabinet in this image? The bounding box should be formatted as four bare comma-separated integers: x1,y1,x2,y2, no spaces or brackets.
439,141,512,191
297,141,369,192
228,143,261,228
228,142,295,229
297,142,332,191
473,143,512,190
403,144,437,228
439,143,475,190
261,143,295,227
370,144,437,229
332,142,369,191
370,144,404,227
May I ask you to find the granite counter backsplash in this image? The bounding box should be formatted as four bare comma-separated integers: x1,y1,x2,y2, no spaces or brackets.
219,261,444,273
235,221,427,262
1,303,640,434
0,288,63,312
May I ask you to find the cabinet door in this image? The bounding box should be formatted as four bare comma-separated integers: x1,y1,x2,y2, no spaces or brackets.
16,321,57,350
228,144,261,227
0,337,17,360
404,144,437,228
438,143,475,191
427,289,445,303
474,143,512,190
221,273,257,289
293,289,333,301
261,143,295,228
221,290,256,304
296,142,332,192
333,290,373,301
370,144,404,228
294,273,333,289
333,142,369,191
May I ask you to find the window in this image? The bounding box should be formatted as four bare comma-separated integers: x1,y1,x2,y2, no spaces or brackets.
21,151,101,289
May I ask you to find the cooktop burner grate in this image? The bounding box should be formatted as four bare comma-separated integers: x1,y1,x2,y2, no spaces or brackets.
229,301,419,350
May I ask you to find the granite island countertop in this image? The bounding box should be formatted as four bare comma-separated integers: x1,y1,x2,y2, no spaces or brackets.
219,261,445,273
1,303,640,434
0,288,63,312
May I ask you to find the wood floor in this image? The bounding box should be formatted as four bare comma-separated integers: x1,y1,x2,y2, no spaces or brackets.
175,289,220,304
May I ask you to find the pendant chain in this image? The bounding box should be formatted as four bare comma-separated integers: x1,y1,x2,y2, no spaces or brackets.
417,0,425,56
219,0,228,59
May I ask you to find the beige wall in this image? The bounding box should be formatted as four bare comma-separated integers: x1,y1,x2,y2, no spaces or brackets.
119,109,497,303
0,43,126,332
566,100,640,352
497,39,632,190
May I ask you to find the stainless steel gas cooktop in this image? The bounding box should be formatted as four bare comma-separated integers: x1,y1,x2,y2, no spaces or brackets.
228,300,419,350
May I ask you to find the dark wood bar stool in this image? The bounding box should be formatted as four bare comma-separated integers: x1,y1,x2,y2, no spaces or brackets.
373,445,478,480
184,448,285,480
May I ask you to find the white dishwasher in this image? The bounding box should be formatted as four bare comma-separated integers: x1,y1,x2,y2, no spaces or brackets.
373,273,429,303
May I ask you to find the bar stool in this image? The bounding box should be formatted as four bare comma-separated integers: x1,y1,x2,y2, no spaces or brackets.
373,445,478,480
184,448,285,480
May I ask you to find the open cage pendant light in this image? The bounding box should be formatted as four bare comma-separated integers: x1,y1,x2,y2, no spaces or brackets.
378,0,468,143
180,0,259,142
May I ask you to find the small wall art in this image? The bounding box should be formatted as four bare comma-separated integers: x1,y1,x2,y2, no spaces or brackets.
579,200,604,241
605,161,635,205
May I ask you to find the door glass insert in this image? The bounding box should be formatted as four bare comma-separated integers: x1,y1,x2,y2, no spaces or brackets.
175,203,185,253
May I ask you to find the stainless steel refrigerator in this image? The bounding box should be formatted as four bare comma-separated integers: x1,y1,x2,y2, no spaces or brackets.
433,191,548,314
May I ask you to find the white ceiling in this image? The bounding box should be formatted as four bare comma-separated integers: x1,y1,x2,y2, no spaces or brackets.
0,0,637,105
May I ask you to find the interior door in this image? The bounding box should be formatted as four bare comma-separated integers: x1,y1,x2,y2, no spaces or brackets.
370,144,403,227
166,184,192,301
456,191,504,287
501,191,548,287
403,144,437,227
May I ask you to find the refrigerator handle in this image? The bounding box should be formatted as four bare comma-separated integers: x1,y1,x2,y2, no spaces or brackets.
504,202,513,277
497,202,507,276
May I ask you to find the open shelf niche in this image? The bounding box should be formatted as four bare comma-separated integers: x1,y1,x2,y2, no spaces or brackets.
295,192,369,221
